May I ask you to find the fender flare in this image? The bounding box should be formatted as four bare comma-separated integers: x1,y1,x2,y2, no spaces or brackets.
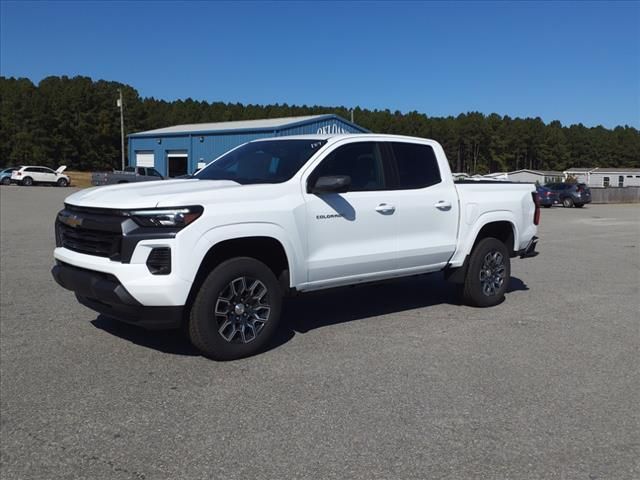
449,211,519,268
181,222,302,288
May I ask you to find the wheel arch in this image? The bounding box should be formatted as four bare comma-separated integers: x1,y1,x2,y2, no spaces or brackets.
184,226,299,317
446,216,517,283
449,212,520,269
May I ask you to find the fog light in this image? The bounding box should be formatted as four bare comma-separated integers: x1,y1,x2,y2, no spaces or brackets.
147,247,171,275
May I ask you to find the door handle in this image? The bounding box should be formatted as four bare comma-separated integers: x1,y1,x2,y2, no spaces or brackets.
375,203,396,214
434,200,452,211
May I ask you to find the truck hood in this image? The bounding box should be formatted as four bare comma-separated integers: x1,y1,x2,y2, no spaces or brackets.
65,179,242,209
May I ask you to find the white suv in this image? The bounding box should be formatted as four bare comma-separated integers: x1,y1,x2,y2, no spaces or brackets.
12,166,69,187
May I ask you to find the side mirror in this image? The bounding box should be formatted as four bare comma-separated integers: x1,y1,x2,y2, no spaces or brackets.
310,175,351,194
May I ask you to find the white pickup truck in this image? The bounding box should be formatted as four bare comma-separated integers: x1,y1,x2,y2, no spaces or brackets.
52,134,539,360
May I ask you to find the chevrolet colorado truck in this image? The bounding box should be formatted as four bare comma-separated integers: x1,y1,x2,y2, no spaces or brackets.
52,134,539,360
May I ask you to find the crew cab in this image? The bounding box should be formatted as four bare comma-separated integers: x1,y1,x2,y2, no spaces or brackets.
91,166,164,186
52,134,539,360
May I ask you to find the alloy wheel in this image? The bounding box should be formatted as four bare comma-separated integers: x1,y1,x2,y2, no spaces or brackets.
479,250,506,297
214,276,271,344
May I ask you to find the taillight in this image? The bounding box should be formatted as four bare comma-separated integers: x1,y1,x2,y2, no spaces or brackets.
16,171,21,176
545,191,552,196
532,192,540,226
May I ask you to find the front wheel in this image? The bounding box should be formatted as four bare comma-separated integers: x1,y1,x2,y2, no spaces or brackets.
189,257,283,360
562,197,574,208
462,237,510,307
57,178,69,187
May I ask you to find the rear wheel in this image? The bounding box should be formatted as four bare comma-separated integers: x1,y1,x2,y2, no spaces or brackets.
1,177,10,185
57,178,68,187
462,237,510,307
21,176,33,186
189,257,282,360
562,197,574,208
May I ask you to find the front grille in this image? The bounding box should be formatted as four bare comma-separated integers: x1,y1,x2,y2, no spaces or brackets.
57,222,121,259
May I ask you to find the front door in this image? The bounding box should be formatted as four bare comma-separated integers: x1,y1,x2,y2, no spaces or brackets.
303,141,398,285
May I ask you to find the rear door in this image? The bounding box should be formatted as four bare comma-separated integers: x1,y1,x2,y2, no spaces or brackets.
385,141,459,271
302,141,398,284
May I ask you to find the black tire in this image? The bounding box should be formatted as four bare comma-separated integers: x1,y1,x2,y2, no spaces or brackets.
57,178,69,187
562,197,574,208
189,257,283,360
21,176,33,186
543,204,552,208
1,177,10,185
574,203,584,208
462,237,511,307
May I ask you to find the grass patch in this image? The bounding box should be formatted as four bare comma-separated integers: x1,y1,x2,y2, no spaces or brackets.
66,171,93,188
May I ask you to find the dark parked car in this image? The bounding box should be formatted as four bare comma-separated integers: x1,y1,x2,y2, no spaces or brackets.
544,182,592,208
536,185,559,208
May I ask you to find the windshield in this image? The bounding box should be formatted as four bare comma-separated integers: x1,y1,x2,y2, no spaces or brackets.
195,139,327,185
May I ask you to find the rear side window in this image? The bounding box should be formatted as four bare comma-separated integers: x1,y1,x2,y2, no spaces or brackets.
390,142,441,189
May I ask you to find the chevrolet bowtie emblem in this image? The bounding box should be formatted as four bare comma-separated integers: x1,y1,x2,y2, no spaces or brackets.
61,213,83,228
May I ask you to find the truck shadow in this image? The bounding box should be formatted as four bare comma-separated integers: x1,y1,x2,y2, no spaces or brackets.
91,274,529,357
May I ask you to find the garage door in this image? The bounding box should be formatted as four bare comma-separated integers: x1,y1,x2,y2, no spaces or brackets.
167,151,188,177
136,152,154,167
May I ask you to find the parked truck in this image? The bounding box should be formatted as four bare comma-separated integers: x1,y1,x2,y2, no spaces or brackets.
91,166,164,186
52,134,539,360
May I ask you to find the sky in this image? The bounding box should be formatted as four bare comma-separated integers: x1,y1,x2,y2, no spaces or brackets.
1,1,639,128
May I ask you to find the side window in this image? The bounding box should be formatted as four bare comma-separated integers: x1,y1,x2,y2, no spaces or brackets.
603,177,610,187
390,142,441,189
149,168,162,177
618,176,624,187
137,167,145,175
310,142,386,192
24,167,35,172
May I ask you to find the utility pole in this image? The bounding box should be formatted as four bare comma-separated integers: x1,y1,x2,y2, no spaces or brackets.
350,108,354,123
117,89,125,170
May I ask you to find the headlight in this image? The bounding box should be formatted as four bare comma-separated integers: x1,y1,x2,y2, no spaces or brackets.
129,206,203,228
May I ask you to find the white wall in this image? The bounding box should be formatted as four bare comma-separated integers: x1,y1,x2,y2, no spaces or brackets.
509,171,545,183
590,173,640,188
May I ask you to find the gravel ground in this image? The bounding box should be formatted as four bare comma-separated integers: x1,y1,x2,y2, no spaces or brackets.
1,185,639,480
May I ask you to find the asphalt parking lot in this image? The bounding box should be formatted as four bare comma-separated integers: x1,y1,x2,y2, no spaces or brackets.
1,185,639,480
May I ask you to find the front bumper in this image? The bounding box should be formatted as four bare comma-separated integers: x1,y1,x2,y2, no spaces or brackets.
52,261,183,329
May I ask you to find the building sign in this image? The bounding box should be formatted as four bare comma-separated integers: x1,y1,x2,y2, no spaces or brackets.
317,123,350,135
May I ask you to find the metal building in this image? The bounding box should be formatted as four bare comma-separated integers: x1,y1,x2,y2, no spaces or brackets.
508,169,564,184
128,114,368,177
